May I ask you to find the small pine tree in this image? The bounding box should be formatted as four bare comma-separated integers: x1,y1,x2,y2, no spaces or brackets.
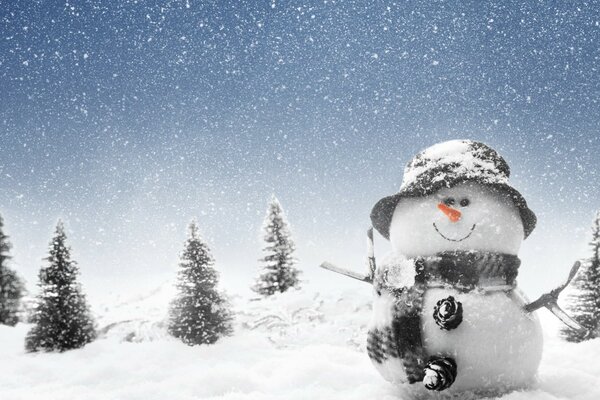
0,214,25,326
253,196,300,296
25,221,96,352
561,211,600,342
168,221,232,345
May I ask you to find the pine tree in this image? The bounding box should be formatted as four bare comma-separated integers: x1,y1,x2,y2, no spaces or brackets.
253,196,300,296
168,221,232,346
25,221,96,352
561,211,600,342
0,214,25,326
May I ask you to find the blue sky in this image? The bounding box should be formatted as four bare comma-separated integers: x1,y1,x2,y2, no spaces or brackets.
1,0,599,301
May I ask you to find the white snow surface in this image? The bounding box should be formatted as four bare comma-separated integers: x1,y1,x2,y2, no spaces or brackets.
1,284,599,400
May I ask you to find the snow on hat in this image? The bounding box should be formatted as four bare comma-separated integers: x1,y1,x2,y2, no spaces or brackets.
370,140,537,239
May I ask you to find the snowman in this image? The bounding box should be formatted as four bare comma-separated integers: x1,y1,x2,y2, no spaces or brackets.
321,140,586,394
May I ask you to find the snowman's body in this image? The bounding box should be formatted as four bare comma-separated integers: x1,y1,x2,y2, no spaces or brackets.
420,288,542,392
368,179,544,393
370,286,543,393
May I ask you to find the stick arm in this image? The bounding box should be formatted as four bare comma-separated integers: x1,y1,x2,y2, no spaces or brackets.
319,227,378,285
319,261,373,284
524,261,589,336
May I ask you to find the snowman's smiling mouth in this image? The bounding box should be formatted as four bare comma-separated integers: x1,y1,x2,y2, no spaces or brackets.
432,223,477,242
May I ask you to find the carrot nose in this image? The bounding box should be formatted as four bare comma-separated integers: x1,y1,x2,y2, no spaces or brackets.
437,203,461,222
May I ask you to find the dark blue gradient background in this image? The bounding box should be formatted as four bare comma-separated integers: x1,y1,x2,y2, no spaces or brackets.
1,0,599,300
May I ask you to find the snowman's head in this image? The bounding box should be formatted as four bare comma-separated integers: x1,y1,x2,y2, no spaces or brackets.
371,140,537,251
389,181,524,257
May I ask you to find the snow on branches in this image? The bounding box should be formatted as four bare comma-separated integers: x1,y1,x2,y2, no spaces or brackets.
168,221,233,346
561,211,600,342
25,221,96,352
0,214,24,326
253,196,300,296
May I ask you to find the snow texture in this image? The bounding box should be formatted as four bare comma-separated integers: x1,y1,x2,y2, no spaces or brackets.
0,285,598,400
400,140,509,191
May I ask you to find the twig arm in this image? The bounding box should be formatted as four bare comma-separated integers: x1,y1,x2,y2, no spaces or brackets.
524,260,589,336
320,262,373,284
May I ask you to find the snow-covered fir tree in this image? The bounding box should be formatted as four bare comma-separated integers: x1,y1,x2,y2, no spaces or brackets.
25,221,96,352
168,221,232,346
0,214,25,326
561,211,600,342
253,196,300,296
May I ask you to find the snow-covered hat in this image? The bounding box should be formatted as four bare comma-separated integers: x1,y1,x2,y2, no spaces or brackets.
370,140,537,239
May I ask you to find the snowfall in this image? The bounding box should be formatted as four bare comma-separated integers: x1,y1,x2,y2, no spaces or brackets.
1,282,598,400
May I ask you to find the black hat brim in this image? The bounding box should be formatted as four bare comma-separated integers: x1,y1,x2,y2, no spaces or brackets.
370,177,537,240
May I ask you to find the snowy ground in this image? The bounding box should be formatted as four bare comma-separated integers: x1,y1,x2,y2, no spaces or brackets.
1,284,599,400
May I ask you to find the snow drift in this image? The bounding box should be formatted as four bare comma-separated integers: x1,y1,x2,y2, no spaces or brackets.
0,284,598,400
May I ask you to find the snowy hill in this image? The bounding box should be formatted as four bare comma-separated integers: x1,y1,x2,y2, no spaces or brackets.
1,284,599,400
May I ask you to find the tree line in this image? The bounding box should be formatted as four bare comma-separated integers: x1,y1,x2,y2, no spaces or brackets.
5,202,599,350
0,195,301,351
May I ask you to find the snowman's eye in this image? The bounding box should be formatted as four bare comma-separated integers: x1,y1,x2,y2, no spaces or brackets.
443,197,455,206
460,198,470,207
